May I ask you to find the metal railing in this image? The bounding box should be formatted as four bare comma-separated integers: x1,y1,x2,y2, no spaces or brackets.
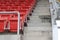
0,11,20,37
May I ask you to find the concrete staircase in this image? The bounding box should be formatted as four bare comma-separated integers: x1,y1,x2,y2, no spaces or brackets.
23,0,52,40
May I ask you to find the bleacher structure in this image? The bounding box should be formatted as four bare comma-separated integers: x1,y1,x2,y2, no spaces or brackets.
0,0,36,34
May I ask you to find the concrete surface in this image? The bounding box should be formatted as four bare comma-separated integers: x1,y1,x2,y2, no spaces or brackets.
23,0,52,40
0,35,21,40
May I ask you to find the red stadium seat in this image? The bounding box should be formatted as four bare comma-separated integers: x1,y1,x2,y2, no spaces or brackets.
0,18,5,32
0,0,36,33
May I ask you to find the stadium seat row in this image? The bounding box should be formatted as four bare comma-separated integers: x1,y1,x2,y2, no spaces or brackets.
0,0,36,33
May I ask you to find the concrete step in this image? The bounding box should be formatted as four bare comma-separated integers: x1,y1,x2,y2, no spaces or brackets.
23,0,52,40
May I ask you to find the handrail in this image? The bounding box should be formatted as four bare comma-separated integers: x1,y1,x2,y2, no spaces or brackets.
0,11,20,37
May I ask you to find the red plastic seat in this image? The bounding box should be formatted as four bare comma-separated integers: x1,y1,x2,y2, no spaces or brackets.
0,19,5,32
0,0,36,33
9,16,25,32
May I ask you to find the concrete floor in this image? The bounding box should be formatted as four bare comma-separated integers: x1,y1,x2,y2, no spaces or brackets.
23,0,52,40
0,0,52,40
